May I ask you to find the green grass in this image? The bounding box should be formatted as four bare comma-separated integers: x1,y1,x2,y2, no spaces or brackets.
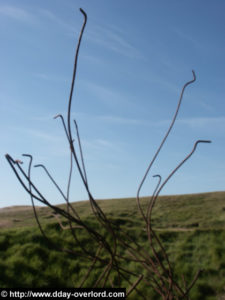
1,191,225,299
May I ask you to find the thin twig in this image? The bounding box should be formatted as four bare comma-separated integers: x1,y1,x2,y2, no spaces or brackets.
22,154,48,239
127,275,143,297
54,114,69,142
34,163,80,219
79,244,103,288
74,119,88,186
137,71,196,218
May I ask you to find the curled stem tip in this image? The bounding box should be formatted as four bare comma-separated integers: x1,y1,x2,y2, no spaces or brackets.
193,140,211,153
5,154,15,164
80,8,87,18
195,140,211,147
22,154,32,158
192,70,196,81
54,114,61,119
5,154,10,160
34,164,42,168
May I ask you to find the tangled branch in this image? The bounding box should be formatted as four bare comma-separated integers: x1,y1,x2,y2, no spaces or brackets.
5,8,211,299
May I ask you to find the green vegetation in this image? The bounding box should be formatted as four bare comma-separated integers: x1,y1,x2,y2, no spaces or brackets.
1,191,225,299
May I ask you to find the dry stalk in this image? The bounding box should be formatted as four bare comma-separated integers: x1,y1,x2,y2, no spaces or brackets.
5,8,211,299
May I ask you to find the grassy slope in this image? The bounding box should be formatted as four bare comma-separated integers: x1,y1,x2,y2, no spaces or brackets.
0,191,225,299
1,191,225,230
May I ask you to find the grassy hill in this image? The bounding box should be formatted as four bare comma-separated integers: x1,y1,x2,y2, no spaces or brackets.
1,191,225,299
1,191,225,230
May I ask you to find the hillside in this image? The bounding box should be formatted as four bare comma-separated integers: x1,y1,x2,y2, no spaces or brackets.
1,191,225,299
1,191,225,230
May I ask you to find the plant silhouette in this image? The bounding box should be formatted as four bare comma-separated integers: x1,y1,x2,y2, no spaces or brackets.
6,8,211,299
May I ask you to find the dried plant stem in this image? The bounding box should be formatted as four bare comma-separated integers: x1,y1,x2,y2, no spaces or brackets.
5,8,211,299
137,71,196,218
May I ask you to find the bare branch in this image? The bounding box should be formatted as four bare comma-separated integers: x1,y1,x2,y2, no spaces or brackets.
137,71,196,217
22,154,48,239
5,8,209,298
74,119,88,186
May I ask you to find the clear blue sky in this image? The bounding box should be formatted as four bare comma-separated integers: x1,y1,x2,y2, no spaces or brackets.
1,0,225,208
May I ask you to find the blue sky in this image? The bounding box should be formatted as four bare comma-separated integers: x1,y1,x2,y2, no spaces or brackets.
1,0,225,208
